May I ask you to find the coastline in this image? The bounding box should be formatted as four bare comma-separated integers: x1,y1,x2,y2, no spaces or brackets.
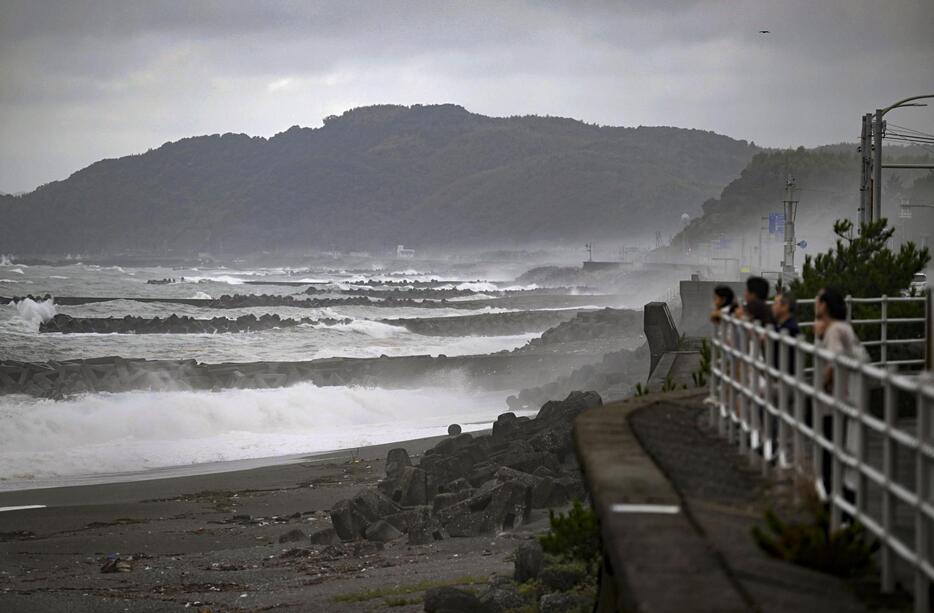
0,429,551,612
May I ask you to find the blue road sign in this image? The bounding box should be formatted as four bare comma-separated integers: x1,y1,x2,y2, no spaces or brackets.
768,213,785,235
797,240,808,249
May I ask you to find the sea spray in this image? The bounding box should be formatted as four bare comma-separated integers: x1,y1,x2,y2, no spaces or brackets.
13,297,56,325
0,384,519,486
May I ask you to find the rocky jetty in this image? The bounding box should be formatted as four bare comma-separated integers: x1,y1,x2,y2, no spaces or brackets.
39,313,351,334
518,308,641,349
382,309,581,337
326,391,600,546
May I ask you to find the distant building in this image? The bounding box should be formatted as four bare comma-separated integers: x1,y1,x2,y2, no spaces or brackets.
396,244,415,259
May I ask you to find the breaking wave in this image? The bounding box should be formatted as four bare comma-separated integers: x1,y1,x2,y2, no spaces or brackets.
0,384,509,487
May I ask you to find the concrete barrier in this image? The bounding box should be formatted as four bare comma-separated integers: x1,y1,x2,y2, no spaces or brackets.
643,302,680,374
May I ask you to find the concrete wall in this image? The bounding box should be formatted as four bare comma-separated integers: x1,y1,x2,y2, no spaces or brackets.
678,280,744,338
643,302,680,374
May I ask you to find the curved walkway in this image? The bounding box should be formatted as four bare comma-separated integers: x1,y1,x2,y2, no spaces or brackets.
576,390,904,613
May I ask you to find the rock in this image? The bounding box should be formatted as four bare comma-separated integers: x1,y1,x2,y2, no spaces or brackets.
514,540,544,582
407,506,445,545
364,519,403,542
308,526,340,546
448,423,462,436
495,466,541,489
329,489,402,541
446,477,471,492
532,476,569,508
392,466,428,506
539,563,586,592
536,391,602,424
432,490,472,513
385,448,412,481
277,528,307,544
439,481,532,537
480,585,526,613
424,586,491,613
539,591,592,613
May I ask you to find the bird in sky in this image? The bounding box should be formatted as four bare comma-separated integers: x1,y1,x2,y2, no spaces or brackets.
759,30,771,34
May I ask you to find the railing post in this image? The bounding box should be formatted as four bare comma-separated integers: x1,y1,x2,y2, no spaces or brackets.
855,363,869,523
881,295,888,366
830,355,844,533
913,380,931,613
793,336,806,497
813,346,825,498
777,329,790,471
881,367,895,593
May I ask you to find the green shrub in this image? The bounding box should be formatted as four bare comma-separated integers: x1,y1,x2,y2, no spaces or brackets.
752,506,879,577
692,339,711,388
539,501,601,573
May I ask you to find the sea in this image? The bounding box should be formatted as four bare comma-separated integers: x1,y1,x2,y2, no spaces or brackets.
0,257,602,490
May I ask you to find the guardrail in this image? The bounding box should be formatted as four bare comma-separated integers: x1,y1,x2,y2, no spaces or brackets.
708,293,934,612
793,295,928,369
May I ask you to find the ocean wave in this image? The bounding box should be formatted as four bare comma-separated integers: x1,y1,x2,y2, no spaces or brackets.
0,384,507,485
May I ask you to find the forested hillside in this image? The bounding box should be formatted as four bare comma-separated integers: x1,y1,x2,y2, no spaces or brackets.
0,104,757,255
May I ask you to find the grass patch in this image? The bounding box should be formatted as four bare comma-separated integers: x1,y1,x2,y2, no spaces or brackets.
332,575,486,603
384,596,422,607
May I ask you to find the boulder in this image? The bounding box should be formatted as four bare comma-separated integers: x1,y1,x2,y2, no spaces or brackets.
407,506,446,545
308,526,340,546
448,423,462,436
329,489,402,541
539,591,592,613
432,490,473,513
392,466,428,506
364,519,403,542
424,586,492,613
536,391,602,425
480,585,526,613
514,540,544,583
532,476,569,508
277,528,307,544
385,448,412,481
438,481,532,537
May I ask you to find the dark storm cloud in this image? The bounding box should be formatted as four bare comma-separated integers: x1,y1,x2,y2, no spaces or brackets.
1,0,932,193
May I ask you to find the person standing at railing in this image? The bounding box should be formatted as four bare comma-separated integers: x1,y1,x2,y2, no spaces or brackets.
709,285,737,325
815,287,868,507
739,276,774,327
771,291,800,372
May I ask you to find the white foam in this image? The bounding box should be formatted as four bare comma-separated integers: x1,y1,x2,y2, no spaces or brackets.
12,298,56,325
191,291,213,300
182,275,245,285
0,385,508,486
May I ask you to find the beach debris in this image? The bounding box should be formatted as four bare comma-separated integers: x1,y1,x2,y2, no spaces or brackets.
100,554,133,573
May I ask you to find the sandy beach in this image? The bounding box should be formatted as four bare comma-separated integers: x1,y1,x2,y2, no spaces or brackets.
0,434,554,612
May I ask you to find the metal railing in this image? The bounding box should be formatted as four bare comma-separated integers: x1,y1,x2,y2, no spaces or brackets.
708,294,934,612
793,295,928,369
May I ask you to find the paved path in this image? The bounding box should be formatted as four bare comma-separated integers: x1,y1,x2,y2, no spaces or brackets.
576,390,909,613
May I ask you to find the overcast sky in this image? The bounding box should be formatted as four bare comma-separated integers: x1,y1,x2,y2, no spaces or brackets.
1,0,932,194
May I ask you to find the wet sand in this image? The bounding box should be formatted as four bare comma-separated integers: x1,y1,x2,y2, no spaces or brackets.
0,435,551,612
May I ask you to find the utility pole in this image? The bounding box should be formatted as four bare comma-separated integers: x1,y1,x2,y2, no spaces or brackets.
758,216,768,274
872,109,884,222
781,176,798,283
862,95,934,224
859,113,873,226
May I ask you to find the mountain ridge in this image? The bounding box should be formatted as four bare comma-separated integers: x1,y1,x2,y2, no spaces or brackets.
1,104,758,255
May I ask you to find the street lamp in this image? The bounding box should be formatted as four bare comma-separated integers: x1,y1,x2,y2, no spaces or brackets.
869,94,934,222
